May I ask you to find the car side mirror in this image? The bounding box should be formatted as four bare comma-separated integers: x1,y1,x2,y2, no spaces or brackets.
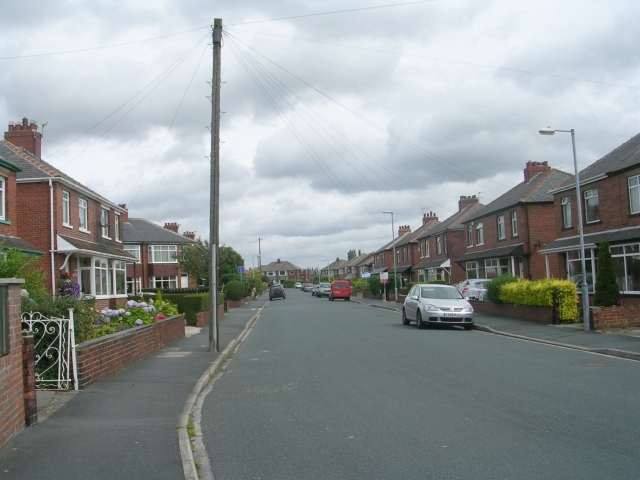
410,295,418,300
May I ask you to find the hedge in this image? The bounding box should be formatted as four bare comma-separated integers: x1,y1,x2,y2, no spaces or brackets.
499,278,578,322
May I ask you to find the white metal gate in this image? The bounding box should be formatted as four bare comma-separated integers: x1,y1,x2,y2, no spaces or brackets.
21,309,78,390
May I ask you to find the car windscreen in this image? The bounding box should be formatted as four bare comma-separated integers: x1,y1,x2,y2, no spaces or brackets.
420,287,464,299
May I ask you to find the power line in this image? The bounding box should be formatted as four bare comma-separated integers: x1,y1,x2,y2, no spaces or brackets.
0,27,208,60
226,1,436,26
226,27,640,91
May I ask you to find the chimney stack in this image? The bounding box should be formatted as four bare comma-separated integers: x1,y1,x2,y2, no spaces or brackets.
118,204,129,223
458,195,479,211
523,161,550,182
398,225,411,237
183,231,195,240
422,211,438,224
5,117,42,158
358,249,361,256
163,222,179,233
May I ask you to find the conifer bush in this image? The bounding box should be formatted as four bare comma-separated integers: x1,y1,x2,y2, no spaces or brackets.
594,241,620,307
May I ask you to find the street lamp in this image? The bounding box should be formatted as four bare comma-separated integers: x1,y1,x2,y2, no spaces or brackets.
382,211,398,303
539,127,590,331
321,259,327,282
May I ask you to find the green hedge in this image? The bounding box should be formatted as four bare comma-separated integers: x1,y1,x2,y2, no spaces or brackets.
499,278,578,322
183,294,209,326
225,280,245,301
284,279,296,288
486,275,519,303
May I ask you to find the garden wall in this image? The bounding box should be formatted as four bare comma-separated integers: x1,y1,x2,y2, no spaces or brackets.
0,279,33,453
592,304,640,330
75,315,185,389
469,300,554,324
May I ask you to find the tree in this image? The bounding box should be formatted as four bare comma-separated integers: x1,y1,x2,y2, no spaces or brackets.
219,245,245,285
177,238,209,286
0,247,46,296
594,241,620,307
347,249,356,260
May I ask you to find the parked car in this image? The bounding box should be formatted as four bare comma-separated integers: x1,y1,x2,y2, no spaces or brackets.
310,284,319,296
462,280,489,300
457,278,490,297
403,284,474,330
269,284,286,301
294,282,302,289
570,273,595,293
302,283,314,292
316,282,332,298
329,280,352,301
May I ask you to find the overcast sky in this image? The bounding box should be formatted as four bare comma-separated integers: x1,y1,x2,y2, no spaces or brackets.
2,0,639,270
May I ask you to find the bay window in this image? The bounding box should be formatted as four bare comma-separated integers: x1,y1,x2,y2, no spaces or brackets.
148,245,177,263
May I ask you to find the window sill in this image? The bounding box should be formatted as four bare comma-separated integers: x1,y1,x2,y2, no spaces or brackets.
102,236,112,240
0,219,10,225
79,228,91,234
585,220,601,225
62,223,73,229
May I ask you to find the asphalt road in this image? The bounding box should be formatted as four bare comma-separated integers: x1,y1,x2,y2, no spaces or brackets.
201,289,640,479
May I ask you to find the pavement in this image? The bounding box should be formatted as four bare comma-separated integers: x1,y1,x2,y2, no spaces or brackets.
350,296,640,361
1,291,639,479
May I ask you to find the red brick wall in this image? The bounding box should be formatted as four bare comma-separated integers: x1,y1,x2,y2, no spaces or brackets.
592,304,640,330
526,204,564,279
470,300,554,324
0,281,27,453
447,229,470,284
75,315,185,388
0,167,18,237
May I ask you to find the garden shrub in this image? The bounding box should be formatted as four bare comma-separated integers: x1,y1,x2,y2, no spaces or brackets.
183,294,209,326
351,279,368,294
225,280,245,301
284,279,296,288
368,276,381,295
500,278,578,322
486,275,519,303
594,241,620,307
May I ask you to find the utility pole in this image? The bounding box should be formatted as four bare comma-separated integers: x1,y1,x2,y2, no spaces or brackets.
258,237,262,282
209,18,222,353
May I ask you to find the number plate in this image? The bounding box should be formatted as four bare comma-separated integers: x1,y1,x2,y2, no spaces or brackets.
444,313,462,318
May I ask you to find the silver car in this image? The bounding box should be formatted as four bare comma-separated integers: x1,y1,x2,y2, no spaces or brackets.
403,284,474,330
317,282,332,298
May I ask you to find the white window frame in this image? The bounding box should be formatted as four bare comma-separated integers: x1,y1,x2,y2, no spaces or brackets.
267,271,275,276
425,240,430,258
94,257,110,296
628,175,640,214
79,198,89,232
148,245,177,264
510,211,518,237
0,176,5,221
124,244,140,261
476,222,484,246
497,215,506,240
584,189,600,224
149,276,177,289
101,207,110,239
562,196,572,228
467,225,473,247
62,190,71,227
436,236,442,255
114,214,120,242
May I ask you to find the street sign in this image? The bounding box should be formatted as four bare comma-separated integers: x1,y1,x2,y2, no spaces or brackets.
362,272,371,279
237,266,245,273
380,272,389,284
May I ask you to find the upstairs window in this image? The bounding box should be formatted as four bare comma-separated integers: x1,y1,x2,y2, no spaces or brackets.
79,198,88,231
510,211,518,237
62,191,70,226
425,240,430,257
436,236,442,255
629,175,640,214
562,196,572,228
476,222,484,245
148,245,177,263
101,208,110,238
467,225,473,247
0,176,5,220
497,215,505,240
584,189,600,223
114,214,120,241
124,244,140,261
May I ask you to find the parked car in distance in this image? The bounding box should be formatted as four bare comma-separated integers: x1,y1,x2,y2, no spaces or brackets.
403,284,474,330
457,278,490,297
462,280,489,300
317,282,332,298
295,282,302,289
269,284,286,301
302,283,314,292
329,280,352,301
570,273,594,293
310,284,319,296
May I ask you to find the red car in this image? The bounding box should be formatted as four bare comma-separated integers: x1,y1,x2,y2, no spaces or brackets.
329,280,352,301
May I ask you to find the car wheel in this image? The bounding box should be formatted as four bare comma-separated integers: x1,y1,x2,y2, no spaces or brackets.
402,309,410,326
347,297,350,301
415,310,424,329
283,295,286,299
269,296,273,301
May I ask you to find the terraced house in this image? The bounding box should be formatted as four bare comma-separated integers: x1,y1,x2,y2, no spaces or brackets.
1,117,134,308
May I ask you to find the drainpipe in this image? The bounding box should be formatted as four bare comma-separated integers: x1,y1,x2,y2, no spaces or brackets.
49,179,56,297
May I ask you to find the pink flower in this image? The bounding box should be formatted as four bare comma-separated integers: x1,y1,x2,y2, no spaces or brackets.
155,314,166,322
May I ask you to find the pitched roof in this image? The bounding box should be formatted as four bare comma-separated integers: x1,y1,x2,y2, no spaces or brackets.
261,259,302,271
123,218,196,244
0,234,43,255
396,219,440,247
0,140,123,210
415,203,484,239
555,132,640,189
469,169,572,220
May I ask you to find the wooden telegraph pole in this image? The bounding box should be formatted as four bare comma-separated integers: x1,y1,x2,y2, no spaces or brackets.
209,19,222,352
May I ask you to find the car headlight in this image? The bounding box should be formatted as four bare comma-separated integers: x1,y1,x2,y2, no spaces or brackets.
424,303,440,312
463,305,474,313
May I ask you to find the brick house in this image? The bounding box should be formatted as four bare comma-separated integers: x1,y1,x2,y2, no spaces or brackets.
371,225,414,282
412,198,484,284
457,162,572,280
261,259,303,284
342,250,373,280
539,133,640,298
391,214,440,284
1,118,134,309
322,257,347,280
122,216,196,293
